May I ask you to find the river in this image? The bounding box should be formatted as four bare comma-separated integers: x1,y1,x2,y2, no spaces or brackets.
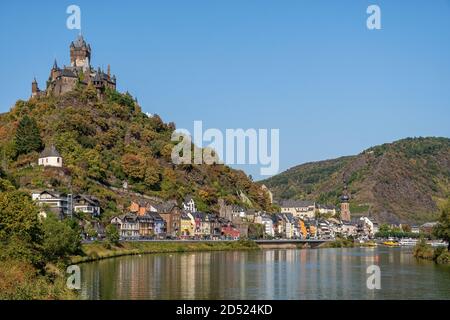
80,247,450,299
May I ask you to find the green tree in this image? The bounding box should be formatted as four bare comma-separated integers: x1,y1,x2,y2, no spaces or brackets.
0,191,41,243
15,115,43,156
40,214,82,262
379,223,391,233
433,199,450,250
105,224,120,246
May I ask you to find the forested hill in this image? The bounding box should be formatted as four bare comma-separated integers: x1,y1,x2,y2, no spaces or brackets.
0,86,272,220
260,137,450,224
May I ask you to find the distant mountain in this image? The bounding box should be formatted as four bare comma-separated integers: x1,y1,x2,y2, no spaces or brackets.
0,87,272,221
260,137,450,224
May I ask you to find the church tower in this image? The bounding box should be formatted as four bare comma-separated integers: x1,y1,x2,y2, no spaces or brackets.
70,34,91,69
340,180,351,222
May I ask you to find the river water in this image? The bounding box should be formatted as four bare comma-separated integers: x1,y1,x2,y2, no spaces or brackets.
79,247,450,300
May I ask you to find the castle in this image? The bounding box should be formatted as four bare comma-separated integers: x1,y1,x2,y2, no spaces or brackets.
32,34,116,98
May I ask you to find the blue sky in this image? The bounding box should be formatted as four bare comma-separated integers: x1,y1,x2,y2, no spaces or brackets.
1,1,450,180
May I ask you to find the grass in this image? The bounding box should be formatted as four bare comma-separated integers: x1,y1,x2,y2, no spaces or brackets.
71,240,260,264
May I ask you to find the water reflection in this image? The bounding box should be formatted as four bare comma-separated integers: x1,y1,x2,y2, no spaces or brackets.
80,247,450,300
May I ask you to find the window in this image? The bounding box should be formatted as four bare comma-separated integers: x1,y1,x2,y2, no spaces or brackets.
57,158,60,163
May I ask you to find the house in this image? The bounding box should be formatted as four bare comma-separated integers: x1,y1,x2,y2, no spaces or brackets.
280,200,316,219
149,212,165,238
192,212,204,238
420,222,438,234
73,194,100,217
221,223,240,240
411,225,420,234
200,213,212,238
316,204,336,216
32,190,69,218
283,213,295,239
341,222,357,237
111,214,139,239
38,145,63,167
307,221,317,239
129,200,157,216
182,195,196,213
157,200,181,238
358,217,377,238
317,220,333,239
259,214,274,237
231,206,246,219
244,209,257,223
209,214,222,239
273,214,286,237
180,212,195,238
137,214,154,238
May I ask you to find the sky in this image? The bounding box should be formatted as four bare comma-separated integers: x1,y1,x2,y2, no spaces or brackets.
1,0,450,180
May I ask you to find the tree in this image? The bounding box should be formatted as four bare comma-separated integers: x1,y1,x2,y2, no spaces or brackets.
433,199,450,250
15,115,43,156
121,153,146,180
105,224,120,246
40,214,82,262
402,224,412,233
0,191,41,243
379,223,390,233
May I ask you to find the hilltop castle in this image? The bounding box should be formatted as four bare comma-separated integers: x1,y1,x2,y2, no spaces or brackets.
32,34,116,98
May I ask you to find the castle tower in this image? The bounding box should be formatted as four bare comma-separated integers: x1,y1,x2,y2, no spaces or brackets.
50,59,61,81
340,180,351,222
31,77,40,97
70,34,91,69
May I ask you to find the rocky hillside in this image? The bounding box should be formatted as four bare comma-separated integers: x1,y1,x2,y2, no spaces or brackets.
0,86,272,221
261,137,450,224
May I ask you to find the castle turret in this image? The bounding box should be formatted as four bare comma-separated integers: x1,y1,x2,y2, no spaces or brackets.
50,59,61,81
70,34,91,69
31,77,40,97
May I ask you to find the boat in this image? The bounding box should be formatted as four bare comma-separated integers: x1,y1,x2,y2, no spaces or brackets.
427,240,449,247
399,238,418,246
383,241,399,246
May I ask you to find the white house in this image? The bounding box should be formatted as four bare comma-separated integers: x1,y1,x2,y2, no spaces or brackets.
111,215,140,239
182,195,196,213
259,214,274,237
73,195,101,217
38,145,62,167
32,190,69,218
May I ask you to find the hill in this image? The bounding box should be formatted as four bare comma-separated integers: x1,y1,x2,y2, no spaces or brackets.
260,137,450,224
0,86,272,221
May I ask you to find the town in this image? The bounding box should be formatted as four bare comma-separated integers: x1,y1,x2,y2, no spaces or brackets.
33,144,436,243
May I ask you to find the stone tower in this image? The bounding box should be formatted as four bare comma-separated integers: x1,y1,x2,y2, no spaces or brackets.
340,181,351,222
31,77,40,97
70,34,91,70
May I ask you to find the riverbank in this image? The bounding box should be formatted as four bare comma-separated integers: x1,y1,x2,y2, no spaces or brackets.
71,240,260,264
413,240,450,265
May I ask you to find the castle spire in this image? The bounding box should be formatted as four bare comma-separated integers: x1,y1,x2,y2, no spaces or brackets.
53,59,58,70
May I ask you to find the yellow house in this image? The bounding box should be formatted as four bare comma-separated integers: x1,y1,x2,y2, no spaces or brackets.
180,213,194,237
